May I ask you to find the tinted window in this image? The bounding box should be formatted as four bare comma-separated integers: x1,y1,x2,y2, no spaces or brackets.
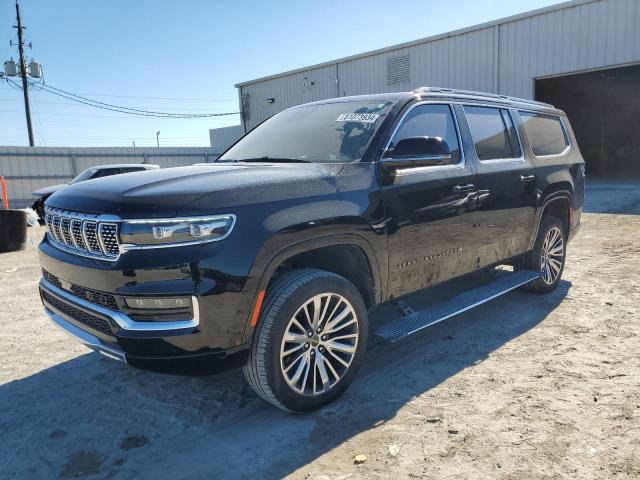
91,168,123,179
519,112,569,156
219,100,394,163
389,104,461,165
122,167,146,172
464,106,521,161
70,168,98,184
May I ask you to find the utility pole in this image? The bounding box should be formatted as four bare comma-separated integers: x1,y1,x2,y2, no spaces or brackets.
156,131,160,147
14,0,34,146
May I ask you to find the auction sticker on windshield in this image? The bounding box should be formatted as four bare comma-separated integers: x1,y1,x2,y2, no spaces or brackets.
336,113,380,123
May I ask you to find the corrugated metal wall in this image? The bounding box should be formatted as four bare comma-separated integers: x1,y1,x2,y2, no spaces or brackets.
238,0,640,131
240,64,338,132
209,125,243,152
498,0,640,97
0,146,217,208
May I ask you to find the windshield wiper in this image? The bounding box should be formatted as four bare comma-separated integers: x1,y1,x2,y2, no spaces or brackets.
236,156,312,163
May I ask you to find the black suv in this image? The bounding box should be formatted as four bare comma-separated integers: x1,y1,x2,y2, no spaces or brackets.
38,87,584,411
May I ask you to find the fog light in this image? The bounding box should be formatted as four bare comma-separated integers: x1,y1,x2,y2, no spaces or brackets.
125,297,192,310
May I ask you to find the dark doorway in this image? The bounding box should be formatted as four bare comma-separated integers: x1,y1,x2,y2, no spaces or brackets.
536,64,640,178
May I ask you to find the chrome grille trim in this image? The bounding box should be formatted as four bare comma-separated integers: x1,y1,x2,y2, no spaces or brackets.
44,207,122,262
84,221,101,253
70,219,87,250
61,217,73,246
45,212,58,242
52,215,63,244
98,223,120,257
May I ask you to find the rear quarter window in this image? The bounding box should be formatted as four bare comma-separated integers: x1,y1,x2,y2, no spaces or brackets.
519,111,569,156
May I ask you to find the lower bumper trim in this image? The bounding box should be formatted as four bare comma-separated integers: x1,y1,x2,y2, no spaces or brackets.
45,307,127,363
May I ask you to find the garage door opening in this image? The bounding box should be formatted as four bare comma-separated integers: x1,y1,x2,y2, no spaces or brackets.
535,64,640,178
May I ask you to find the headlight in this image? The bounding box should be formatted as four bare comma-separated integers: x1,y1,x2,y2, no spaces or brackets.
119,214,236,250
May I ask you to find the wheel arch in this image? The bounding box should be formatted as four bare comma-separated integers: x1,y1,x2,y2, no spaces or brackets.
241,234,383,344
527,185,573,251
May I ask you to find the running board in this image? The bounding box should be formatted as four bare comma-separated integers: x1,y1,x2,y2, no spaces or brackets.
375,270,541,342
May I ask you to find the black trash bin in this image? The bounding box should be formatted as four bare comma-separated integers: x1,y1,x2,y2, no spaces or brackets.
0,209,28,253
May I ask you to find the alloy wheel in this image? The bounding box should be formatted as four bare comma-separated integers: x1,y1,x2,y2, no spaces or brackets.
280,293,359,396
541,226,564,284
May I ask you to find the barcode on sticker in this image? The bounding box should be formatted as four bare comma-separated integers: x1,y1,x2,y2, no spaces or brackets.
336,113,379,123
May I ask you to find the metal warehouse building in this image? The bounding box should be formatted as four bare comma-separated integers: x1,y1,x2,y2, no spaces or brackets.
235,0,640,177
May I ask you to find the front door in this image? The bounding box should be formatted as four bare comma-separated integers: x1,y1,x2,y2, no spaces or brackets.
458,105,538,266
381,103,481,299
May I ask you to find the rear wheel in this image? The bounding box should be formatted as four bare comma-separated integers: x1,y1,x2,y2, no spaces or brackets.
521,215,566,293
243,269,368,412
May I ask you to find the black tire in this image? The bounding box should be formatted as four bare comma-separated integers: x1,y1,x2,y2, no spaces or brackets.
521,215,566,294
243,269,368,412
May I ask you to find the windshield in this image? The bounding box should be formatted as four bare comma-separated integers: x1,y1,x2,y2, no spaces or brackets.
70,168,98,184
219,100,395,163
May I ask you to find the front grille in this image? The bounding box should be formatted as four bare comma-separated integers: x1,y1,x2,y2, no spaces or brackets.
70,285,119,311
42,269,119,311
41,269,62,289
60,217,73,246
99,223,120,256
45,208,121,261
84,221,101,253
70,219,87,250
42,289,113,335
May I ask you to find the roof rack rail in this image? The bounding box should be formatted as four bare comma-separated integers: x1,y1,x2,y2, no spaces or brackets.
411,86,553,108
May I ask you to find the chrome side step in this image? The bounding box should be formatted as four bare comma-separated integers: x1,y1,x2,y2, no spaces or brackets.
375,270,541,342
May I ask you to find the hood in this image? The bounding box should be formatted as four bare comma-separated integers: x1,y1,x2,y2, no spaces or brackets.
45,163,343,218
33,184,67,197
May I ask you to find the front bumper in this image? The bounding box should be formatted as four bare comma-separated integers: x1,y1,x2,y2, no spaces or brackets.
40,278,199,335
39,277,249,373
46,305,127,363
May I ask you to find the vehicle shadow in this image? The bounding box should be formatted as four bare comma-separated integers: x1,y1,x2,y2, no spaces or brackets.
0,281,570,479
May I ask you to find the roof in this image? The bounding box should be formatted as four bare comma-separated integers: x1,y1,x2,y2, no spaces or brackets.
290,88,562,113
84,164,160,170
298,92,412,106
235,0,599,87
411,87,557,111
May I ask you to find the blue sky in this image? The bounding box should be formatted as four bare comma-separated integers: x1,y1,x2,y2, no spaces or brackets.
0,0,563,147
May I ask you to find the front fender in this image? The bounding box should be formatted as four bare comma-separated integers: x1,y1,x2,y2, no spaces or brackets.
238,225,386,345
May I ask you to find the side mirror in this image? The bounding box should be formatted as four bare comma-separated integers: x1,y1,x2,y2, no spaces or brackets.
381,136,452,170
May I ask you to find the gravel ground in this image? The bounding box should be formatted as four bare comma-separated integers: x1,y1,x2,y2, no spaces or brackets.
0,180,639,480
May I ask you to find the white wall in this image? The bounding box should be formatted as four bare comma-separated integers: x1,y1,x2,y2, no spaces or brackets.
209,125,243,153
237,0,640,131
0,146,217,208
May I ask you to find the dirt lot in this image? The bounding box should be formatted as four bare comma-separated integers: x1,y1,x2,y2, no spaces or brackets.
1,180,639,480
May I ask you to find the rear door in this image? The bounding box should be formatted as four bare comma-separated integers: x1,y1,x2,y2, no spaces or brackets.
381,102,481,298
459,104,537,266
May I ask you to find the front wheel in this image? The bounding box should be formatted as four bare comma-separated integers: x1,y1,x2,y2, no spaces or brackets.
243,269,368,412
521,215,566,293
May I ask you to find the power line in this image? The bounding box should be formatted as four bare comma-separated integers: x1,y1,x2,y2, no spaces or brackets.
4,78,240,118
0,95,235,111
1,106,238,120
27,81,240,118
64,92,238,102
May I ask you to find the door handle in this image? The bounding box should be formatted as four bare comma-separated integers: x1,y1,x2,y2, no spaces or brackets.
452,184,475,193
520,174,536,183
